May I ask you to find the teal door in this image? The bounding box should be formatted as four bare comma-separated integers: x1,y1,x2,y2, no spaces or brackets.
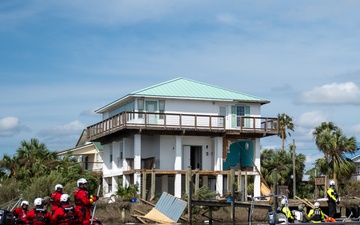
223,140,254,170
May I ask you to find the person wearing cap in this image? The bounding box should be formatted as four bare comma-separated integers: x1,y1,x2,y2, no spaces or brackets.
74,178,98,225
280,198,294,223
52,193,83,225
51,184,64,214
13,200,29,224
327,180,339,218
26,198,52,225
308,202,325,223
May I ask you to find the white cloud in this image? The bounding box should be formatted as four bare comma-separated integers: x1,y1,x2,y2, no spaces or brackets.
298,82,360,105
36,120,88,150
38,120,86,137
296,110,331,128
0,117,22,137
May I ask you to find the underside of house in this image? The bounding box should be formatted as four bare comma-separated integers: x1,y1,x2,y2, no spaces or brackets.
87,111,279,199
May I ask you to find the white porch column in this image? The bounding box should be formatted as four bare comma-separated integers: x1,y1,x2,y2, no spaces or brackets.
214,137,223,197
134,134,141,194
123,175,130,187
174,135,182,198
254,138,261,197
123,138,128,170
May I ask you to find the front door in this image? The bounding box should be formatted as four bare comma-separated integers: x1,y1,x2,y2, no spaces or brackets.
183,145,202,170
146,101,158,124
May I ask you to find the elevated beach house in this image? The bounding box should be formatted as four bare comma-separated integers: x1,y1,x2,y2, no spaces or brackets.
86,77,279,199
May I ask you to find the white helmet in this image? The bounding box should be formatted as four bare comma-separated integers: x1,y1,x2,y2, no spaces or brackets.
21,201,29,206
77,178,87,187
55,184,63,191
60,194,70,203
330,180,335,186
281,198,288,205
34,198,43,206
314,202,320,208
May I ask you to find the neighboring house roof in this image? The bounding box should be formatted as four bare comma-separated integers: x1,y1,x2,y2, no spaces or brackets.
76,129,88,147
96,77,270,113
56,141,103,156
350,142,360,162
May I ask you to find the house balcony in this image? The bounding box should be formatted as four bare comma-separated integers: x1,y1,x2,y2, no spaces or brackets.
87,111,279,142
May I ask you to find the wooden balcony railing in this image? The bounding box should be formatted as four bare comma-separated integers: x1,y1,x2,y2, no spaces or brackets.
87,111,279,141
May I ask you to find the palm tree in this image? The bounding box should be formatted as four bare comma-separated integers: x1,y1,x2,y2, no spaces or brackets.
15,138,58,180
0,154,19,178
277,113,295,151
261,148,306,191
313,122,357,184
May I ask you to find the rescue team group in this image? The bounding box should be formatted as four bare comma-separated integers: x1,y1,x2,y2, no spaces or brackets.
279,180,340,223
12,178,100,225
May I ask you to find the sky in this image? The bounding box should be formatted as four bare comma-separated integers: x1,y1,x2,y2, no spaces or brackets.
1,0,360,172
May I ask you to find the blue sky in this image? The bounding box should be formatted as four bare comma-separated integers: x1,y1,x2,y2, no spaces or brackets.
1,1,360,171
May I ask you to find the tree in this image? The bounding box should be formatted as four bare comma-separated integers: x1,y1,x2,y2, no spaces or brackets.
14,138,57,181
0,154,19,178
313,122,357,185
261,148,306,197
277,113,295,151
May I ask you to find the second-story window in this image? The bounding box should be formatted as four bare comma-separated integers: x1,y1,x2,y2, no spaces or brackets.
159,100,165,119
138,99,144,119
236,105,245,127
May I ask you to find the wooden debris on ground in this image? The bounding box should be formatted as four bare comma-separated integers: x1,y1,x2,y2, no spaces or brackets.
132,192,187,224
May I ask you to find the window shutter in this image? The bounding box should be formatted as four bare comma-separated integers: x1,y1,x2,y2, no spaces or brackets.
245,106,250,127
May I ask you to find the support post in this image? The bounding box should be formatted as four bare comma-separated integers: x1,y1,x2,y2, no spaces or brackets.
142,170,147,200
292,139,296,199
150,170,155,200
187,167,192,224
274,168,278,211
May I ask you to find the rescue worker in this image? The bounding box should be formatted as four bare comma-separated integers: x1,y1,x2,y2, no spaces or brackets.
308,202,325,223
280,198,294,223
51,184,64,214
13,200,29,224
26,198,52,225
327,180,339,218
74,178,99,225
52,193,83,225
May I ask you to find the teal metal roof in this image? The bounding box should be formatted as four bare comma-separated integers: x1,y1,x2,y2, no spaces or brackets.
132,77,269,102
93,142,103,152
96,77,269,113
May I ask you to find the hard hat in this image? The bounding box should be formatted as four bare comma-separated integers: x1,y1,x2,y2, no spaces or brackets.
60,194,70,203
330,180,335,186
34,198,43,206
77,178,87,187
55,184,63,191
281,198,288,205
314,202,320,208
21,201,29,206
